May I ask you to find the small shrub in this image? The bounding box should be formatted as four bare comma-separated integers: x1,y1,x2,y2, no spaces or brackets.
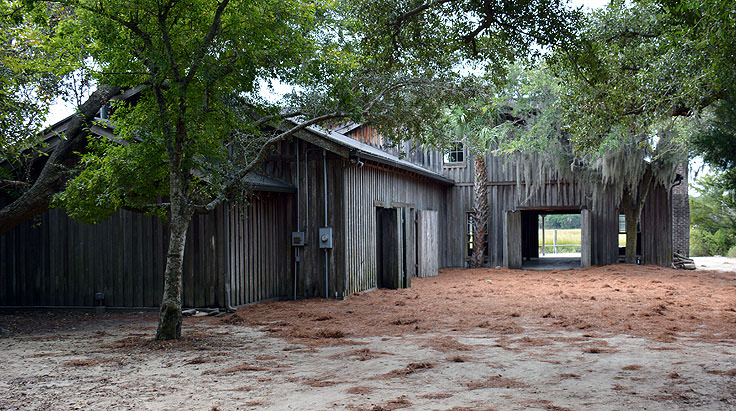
711,229,734,255
727,246,736,258
690,227,715,256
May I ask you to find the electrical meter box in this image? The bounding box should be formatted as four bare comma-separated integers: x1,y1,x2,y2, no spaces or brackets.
291,231,306,247
319,227,333,249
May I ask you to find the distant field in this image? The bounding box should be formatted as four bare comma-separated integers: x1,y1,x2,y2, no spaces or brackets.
539,229,580,253
538,229,627,253
539,229,580,245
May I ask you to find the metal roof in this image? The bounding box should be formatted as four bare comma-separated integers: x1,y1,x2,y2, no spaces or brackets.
241,172,296,193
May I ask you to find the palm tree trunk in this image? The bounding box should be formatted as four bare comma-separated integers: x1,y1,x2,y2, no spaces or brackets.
471,155,488,268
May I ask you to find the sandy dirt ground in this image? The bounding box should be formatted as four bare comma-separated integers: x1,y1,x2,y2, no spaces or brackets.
1,264,735,410
692,256,736,272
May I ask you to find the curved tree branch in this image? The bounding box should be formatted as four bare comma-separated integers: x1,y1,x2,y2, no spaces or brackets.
0,85,121,235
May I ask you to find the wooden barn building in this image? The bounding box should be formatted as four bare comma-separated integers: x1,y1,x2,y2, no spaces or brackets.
0,120,688,310
339,125,688,269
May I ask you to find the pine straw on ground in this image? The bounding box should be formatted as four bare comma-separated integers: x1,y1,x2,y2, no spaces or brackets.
225,265,736,346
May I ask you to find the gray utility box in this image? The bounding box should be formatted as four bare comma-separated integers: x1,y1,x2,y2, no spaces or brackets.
291,231,306,246
319,227,333,249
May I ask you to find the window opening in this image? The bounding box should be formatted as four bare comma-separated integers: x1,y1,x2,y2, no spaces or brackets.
444,142,464,164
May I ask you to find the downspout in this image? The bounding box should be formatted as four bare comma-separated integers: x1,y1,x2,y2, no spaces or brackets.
323,149,329,299
224,205,237,312
305,148,314,232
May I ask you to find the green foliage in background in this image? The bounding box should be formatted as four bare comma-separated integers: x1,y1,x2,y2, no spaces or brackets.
551,0,736,154
689,172,736,256
543,214,581,229
691,98,736,191
0,0,90,163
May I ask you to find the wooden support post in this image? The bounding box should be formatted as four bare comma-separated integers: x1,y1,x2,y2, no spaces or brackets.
541,215,545,256
581,209,592,267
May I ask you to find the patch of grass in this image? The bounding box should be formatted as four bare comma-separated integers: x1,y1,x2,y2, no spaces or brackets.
420,393,453,399
346,386,373,395
539,229,582,252
706,368,736,376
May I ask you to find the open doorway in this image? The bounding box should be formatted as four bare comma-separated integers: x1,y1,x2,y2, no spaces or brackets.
376,207,413,289
617,214,641,262
376,207,399,289
521,210,582,270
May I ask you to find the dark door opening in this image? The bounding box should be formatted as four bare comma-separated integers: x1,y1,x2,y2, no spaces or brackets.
376,207,408,289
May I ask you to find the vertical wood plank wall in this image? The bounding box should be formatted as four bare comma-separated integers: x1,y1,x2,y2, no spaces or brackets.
442,153,650,267
641,183,673,266
341,162,447,296
0,207,227,308
290,148,345,299
226,193,294,306
1,128,677,309
416,210,440,278
442,154,590,267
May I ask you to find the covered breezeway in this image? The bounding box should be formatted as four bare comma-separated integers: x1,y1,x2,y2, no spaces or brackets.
504,207,592,270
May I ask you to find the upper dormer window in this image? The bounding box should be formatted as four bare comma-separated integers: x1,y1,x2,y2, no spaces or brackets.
444,141,464,164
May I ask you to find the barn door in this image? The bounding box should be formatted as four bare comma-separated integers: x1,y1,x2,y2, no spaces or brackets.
404,207,416,283
376,207,409,289
417,210,439,277
504,210,522,269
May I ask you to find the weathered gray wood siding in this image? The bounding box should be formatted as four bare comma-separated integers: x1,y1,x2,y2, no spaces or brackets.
641,183,672,266
443,155,589,267
346,126,444,174
442,153,645,267
589,189,620,266
341,162,447,295
287,146,345,299
0,207,228,308
346,125,675,267
225,193,294,306
416,210,440,277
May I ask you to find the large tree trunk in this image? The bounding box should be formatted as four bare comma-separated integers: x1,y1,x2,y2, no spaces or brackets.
470,155,488,268
620,170,654,264
0,85,121,235
156,214,189,340
156,160,192,339
156,110,192,340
